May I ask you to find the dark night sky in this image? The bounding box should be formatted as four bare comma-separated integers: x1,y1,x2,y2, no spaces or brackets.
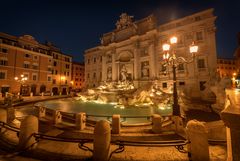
1,0,240,62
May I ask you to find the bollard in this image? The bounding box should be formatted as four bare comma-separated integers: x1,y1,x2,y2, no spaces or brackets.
152,114,162,133
18,115,38,150
112,114,120,134
0,109,7,132
76,112,86,130
172,116,184,133
53,110,62,124
93,120,111,161
30,92,33,97
51,92,53,96
37,106,46,118
41,92,44,97
186,120,209,161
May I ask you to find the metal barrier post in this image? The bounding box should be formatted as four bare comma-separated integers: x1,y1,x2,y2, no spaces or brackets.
76,112,86,130
18,115,38,150
93,120,111,161
112,114,120,134
186,120,209,161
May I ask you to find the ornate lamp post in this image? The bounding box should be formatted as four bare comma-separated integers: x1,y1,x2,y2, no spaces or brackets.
14,74,28,95
162,36,198,116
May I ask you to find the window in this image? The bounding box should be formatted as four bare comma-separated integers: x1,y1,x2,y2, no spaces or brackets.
196,32,203,41
93,57,96,63
100,56,102,62
67,72,69,76
48,59,52,63
66,64,70,69
24,63,29,68
178,64,184,71
1,48,8,53
93,72,96,78
197,59,206,69
75,78,79,81
76,83,78,86
0,59,8,66
25,53,31,58
179,82,185,86
65,80,67,84
48,67,52,72
33,55,38,60
53,79,56,84
162,82,167,88
75,67,78,70
87,59,90,64
53,61,57,66
87,73,90,78
0,71,6,79
195,16,201,21
32,74,38,81
55,70,58,75
65,57,70,62
47,76,52,82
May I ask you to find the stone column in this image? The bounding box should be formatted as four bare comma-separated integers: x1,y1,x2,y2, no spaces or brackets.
148,43,156,78
0,109,7,132
112,114,120,134
76,112,86,130
133,47,139,80
102,55,107,82
93,120,111,161
112,53,117,81
18,115,38,150
152,114,162,133
53,110,62,124
37,106,46,118
186,120,209,161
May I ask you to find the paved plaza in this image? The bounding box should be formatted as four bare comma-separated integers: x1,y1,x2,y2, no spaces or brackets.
1,88,240,160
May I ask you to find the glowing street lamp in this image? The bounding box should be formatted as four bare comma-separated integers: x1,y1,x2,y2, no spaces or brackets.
162,36,198,116
14,74,28,95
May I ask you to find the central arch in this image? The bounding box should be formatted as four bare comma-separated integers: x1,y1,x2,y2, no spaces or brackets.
117,51,133,81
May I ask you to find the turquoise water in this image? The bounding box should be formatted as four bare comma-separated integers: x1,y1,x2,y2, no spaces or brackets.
37,98,172,123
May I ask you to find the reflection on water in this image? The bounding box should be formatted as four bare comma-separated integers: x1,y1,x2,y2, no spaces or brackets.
37,98,172,117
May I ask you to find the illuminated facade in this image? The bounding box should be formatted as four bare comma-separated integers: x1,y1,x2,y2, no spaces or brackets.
217,58,237,78
84,9,217,94
0,32,72,96
71,62,85,90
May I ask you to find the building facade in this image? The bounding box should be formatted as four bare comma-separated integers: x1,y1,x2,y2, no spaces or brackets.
217,58,237,78
71,62,85,90
0,33,72,96
84,9,217,93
